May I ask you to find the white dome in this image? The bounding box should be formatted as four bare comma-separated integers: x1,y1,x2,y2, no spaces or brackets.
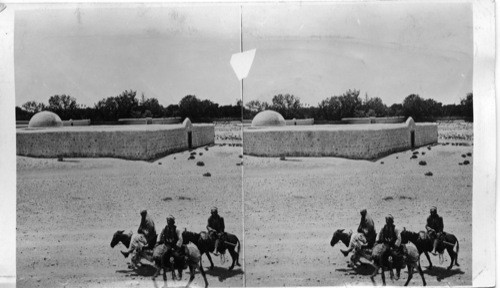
28,111,63,128
251,110,286,127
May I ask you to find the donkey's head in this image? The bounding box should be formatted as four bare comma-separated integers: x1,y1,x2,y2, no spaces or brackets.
330,229,345,247
110,230,126,248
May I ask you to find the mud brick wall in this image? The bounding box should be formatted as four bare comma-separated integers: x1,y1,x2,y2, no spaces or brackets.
415,123,439,147
243,121,437,159
17,123,214,161
191,124,215,148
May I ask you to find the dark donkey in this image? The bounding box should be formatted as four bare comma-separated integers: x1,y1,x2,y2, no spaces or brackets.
182,230,216,269
400,228,459,270
182,229,241,270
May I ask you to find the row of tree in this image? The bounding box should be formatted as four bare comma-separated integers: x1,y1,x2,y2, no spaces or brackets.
16,90,243,123
16,89,473,123
245,91,473,122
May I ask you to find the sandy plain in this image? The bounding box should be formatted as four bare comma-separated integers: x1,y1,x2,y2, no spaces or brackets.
243,121,472,286
17,121,472,287
17,123,244,288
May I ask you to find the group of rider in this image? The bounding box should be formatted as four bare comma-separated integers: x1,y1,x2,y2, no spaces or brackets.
121,207,227,261
340,206,445,259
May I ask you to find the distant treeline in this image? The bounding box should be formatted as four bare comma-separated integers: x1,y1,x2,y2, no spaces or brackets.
16,89,473,123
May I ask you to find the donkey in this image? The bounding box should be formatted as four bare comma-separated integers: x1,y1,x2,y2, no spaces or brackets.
330,228,426,286
183,229,241,270
110,230,155,269
182,230,216,269
153,243,209,288
330,229,371,268
369,243,426,286
400,228,460,270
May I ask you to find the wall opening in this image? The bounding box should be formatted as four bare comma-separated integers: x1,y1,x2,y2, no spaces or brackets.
188,131,193,149
410,131,415,148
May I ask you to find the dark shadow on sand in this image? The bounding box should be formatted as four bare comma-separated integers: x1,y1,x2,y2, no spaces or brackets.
423,266,465,282
335,263,375,276
204,266,244,282
116,263,158,277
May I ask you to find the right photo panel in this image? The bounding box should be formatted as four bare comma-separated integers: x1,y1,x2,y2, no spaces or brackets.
242,2,472,286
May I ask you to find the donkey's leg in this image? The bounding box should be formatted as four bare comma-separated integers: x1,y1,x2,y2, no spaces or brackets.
423,251,433,269
404,265,413,286
199,260,209,288
171,267,176,282
388,261,394,281
178,266,183,281
370,263,379,285
228,248,237,270
417,253,423,271
381,268,386,286
185,265,196,288
417,263,426,286
446,247,455,270
161,256,168,282
350,252,361,268
205,252,215,270
152,255,162,280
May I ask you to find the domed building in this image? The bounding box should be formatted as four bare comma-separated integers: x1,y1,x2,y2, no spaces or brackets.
28,111,63,128
251,110,286,127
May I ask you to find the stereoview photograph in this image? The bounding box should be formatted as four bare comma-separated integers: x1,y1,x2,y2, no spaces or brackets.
10,1,487,288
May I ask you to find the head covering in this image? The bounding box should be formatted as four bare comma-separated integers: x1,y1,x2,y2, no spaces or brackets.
385,214,394,224
211,207,218,213
360,209,367,216
430,206,437,213
140,210,147,216
166,215,175,223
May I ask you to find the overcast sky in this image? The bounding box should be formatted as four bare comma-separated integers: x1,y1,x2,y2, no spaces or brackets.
15,2,472,108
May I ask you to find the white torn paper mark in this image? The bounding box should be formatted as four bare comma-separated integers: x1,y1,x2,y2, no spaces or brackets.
230,49,256,80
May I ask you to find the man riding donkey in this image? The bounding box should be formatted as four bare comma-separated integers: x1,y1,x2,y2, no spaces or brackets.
341,209,376,257
153,215,187,279
426,206,444,255
121,210,157,258
207,207,226,255
377,214,406,280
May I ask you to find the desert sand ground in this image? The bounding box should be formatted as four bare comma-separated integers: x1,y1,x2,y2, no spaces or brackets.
17,121,471,287
17,123,244,288
243,122,472,286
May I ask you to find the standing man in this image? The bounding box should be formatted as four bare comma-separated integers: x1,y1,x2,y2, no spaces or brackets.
138,210,157,250
357,209,376,248
425,206,444,255
207,207,225,255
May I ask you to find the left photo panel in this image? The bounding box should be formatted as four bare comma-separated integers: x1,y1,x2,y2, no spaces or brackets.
15,4,244,287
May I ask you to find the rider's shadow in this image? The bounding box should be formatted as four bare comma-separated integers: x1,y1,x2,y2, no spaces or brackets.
423,266,465,281
335,263,375,276
204,266,244,282
116,263,157,277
